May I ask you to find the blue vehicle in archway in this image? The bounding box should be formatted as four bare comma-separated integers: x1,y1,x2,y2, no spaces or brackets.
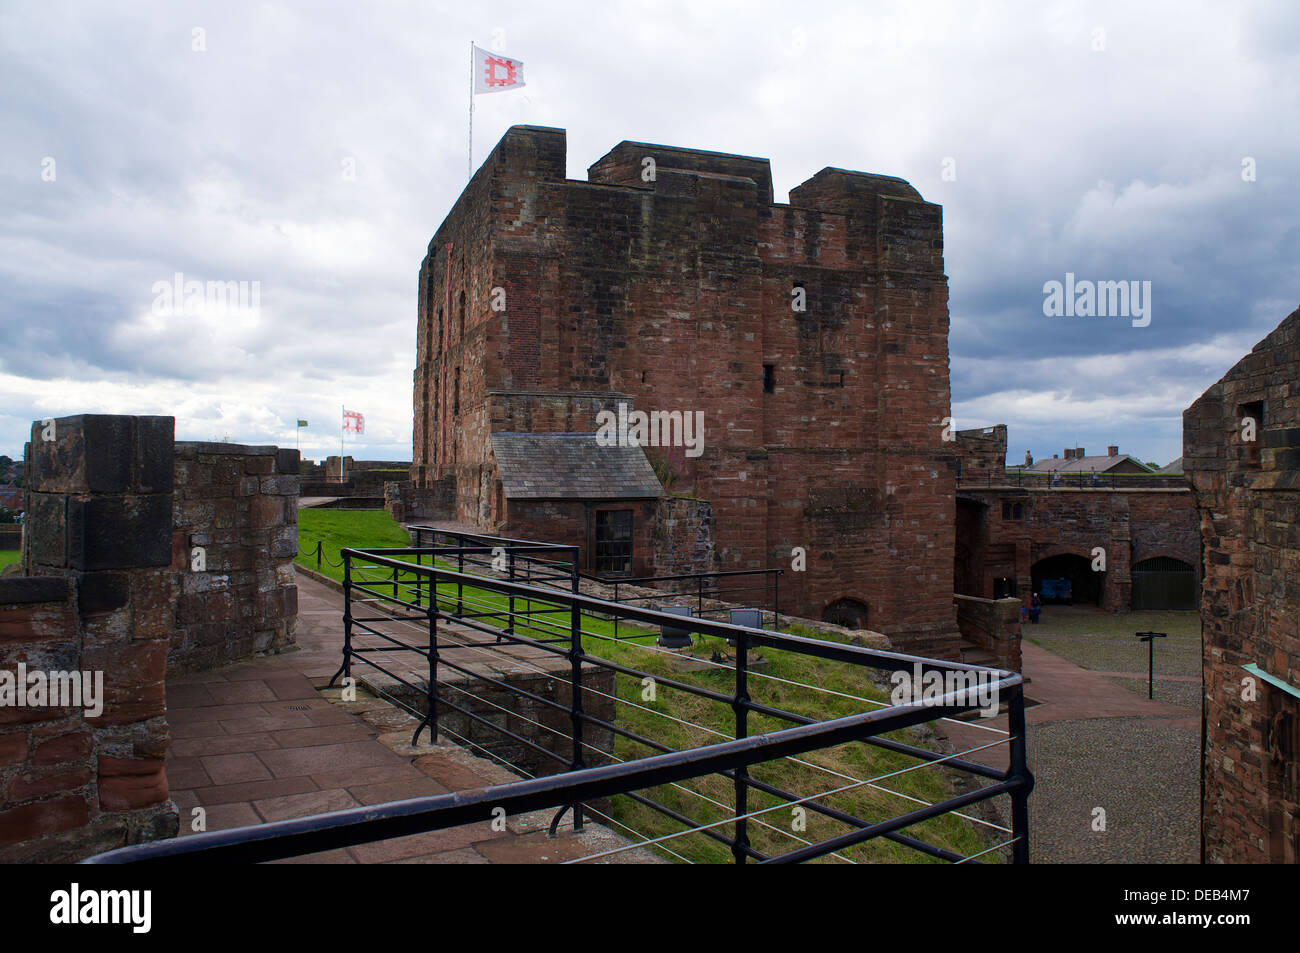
1039,577,1073,604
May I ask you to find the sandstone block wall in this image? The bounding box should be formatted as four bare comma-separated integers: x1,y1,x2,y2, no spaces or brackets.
5,415,179,861
1185,306,1300,864
413,125,958,656
954,594,1023,671
956,486,1198,609
170,442,299,672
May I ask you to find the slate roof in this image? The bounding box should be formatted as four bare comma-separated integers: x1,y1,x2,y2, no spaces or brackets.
490,433,663,500
1022,454,1152,474
1159,457,1184,474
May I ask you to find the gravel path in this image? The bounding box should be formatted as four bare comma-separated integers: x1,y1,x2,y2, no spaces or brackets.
1027,716,1198,863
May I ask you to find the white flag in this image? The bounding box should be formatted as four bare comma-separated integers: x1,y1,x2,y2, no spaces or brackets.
473,45,525,94
343,410,365,436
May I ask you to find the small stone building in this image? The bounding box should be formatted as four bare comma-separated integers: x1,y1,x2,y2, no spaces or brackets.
1185,306,1300,863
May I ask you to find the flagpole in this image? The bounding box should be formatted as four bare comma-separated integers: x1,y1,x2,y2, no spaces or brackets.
340,405,345,485
468,40,475,182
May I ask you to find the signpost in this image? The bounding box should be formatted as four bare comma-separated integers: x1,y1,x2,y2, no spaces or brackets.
1135,631,1167,699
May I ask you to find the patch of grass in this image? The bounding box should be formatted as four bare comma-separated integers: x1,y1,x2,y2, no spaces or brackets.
296,512,1001,864
294,509,412,583
0,550,18,570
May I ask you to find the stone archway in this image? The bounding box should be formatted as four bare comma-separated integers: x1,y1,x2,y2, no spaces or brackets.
822,597,869,630
1031,552,1101,606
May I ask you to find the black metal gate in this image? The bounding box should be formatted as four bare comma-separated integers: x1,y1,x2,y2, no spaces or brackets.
1131,556,1196,609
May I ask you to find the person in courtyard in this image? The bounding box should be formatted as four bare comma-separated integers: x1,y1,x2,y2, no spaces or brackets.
1029,592,1042,624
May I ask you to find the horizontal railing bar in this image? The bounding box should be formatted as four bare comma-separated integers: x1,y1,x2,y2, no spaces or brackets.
342,550,1022,681
762,778,1021,864
84,685,1008,863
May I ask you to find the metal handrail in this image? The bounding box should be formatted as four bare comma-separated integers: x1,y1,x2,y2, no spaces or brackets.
87,539,1034,865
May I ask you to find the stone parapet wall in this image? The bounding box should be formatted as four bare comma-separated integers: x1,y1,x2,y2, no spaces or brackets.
6,415,180,861
954,594,1023,671
169,443,299,673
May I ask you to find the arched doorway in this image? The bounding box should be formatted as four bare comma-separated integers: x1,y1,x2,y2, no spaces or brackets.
822,597,869,630
1031,553,1101,606
1132,556,1197,609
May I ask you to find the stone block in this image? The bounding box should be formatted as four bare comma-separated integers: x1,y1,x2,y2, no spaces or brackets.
97,755,168,812
70,495,173,570
0,795,89,848
76,572,130,616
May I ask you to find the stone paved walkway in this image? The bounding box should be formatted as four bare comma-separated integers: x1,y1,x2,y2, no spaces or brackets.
941,642,1198,863
163,572,660,864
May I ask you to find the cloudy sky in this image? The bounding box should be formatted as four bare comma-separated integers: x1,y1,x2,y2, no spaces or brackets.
3,0,1298,468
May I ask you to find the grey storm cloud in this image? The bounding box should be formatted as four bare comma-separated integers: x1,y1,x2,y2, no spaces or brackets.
0,0,1297,468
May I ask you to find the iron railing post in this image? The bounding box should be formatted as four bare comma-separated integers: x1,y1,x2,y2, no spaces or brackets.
456,544,464,616
504,550,515,644
1008,685,1032,863
774,571,781,629
327,551,353,692
419,579,440,746
568,549,585,831
732,627,751,864
316,541,322,571
613,581,619,642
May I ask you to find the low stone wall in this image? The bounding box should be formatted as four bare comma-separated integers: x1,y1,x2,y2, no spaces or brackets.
954,594,1023,671
0,526,20,550
0,576,179,861
170,443,299,673
385,477,456,523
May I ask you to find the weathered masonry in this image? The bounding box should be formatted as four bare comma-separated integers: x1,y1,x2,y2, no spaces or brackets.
406,125,958,656
1,415,299,861
1185,307,1300,864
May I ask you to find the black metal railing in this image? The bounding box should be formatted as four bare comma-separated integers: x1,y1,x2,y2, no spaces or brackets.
86,533,1033,865
600,569,783,632
405,525,783,636
957,468,1188,490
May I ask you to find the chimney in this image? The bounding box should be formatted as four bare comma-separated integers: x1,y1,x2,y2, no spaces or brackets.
1025,451,1033,467
1107,445,1119,457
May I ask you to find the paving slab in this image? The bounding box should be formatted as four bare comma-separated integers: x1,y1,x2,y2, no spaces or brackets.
162,571,662,863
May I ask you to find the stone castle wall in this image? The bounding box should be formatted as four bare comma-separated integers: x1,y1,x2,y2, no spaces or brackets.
1185,306,1300,864
4,415,179,860
1,415,302,860
170,442,299,672
412,125,958,656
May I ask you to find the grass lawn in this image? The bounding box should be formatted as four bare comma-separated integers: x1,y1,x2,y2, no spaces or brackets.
295,509,413,582
296,508,1003,863
0,550,18,570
